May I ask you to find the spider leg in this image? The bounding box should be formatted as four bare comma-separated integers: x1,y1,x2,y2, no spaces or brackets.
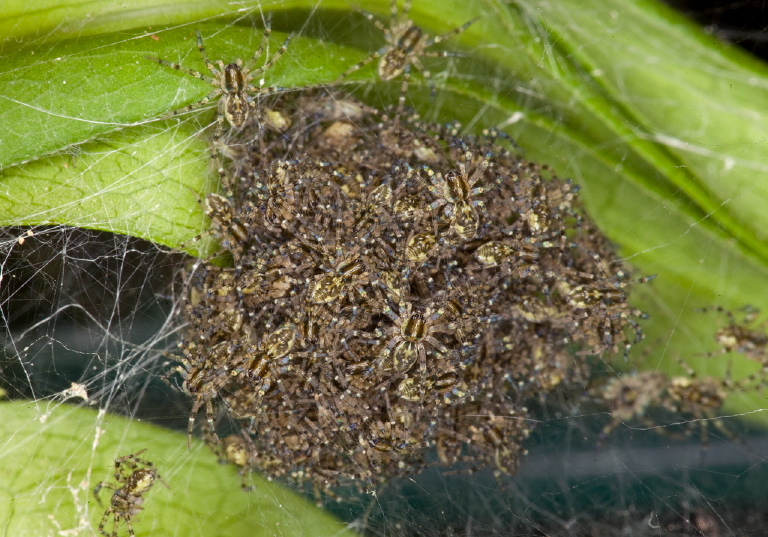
187,396,204,450
97,509,113,537
424,336,450,358
394,62,411,123
429,16,479,45
410,55,431,79
267,357,295,408
408,56,439,101
242,14,272,72
194,30,222,77
245,82,291,95
210,103,227,146
160,88,223,121
124,517,136,537
116,449,149,469
379,337,404,371
93,481,114,505
467,155,491,189
335,50,382,83
247,34,292,78
420,50,463,59
144,55,218,85
355,7,389,34
205,398,220,446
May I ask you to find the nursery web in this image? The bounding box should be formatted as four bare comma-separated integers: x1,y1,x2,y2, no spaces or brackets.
2,1,768,536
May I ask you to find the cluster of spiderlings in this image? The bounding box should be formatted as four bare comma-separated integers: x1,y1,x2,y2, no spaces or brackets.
171,90,649,488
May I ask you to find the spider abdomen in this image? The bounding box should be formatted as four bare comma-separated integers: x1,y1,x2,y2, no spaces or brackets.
223,96,248,130
382,340,418,372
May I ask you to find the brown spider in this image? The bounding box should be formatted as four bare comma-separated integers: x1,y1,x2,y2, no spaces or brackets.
309,252,369,305
93,449,166,537
422,142,494,240
335,0,477,120
699,306,768,361
474,239,540,280
203,193,253,262
661,368,738,451
165,340,244,448
245,322,301,404
145,17,291,143
375,296,455,377
592,358,763,452
590,370,667,443
215,433,258,491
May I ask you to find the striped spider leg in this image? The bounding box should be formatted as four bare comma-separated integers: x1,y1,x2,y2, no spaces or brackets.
335,0,477,121
145,16,292,144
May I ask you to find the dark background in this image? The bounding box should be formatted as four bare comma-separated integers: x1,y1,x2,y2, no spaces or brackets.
666,1,768,61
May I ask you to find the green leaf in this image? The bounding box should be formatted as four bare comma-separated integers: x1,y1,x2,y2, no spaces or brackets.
0,22,358,252
0,401,353,537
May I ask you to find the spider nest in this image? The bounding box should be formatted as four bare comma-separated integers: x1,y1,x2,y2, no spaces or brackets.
168,89,650,490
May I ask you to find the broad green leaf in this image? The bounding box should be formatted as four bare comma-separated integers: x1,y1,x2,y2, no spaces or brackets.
0,24,358,252
0,401,354,537
0,123,219,257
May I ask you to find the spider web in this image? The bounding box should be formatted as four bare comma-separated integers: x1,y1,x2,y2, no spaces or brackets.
2,1,768,536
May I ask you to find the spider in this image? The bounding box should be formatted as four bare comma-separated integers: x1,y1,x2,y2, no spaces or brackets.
245,322,302,405
164,340,245,449
335,0,477,120
590,370,667,444
215,433,257,491
698,306,768,362
375,296,456,377
592,359,763,453
422,142,494,240
93,449,166,537
145,18,292,143
309,250,369,305
203,193,254,262
474,239,539,280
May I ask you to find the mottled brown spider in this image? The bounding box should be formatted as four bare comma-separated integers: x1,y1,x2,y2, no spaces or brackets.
310,252,369,305
94,449,165,537
145,18,291,143
422,142,494,240
335,0,477,119
659,368,738,452
375,296,455,377
165,340,244,448
215,433,258,491
699,306,768,362
590,370,667,443
204,193,253,261
245,322,301,404
592,359,762,452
